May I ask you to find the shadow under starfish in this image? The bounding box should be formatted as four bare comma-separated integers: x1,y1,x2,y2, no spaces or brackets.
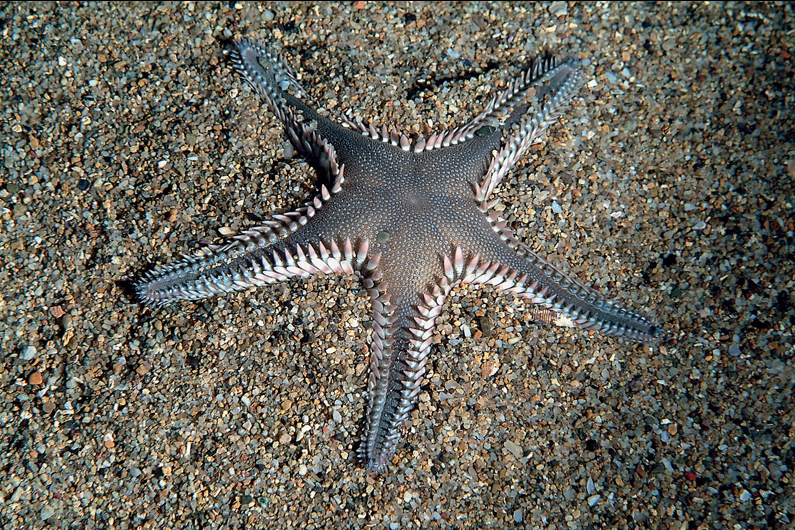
133,36,662,473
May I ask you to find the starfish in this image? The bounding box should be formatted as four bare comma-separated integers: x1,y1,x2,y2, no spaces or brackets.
135,37,661,472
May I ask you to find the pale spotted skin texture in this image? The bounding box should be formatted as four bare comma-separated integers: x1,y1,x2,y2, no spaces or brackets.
135,38,660,472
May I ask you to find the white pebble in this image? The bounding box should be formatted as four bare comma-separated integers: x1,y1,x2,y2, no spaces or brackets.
41,505,55,520
549,1,568,17
21,345,37,361
504,440,523,459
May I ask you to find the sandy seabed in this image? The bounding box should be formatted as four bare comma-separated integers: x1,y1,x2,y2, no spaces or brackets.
1,2,793,528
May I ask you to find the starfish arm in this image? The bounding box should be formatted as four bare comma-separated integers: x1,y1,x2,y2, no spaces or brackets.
135,233,370,306
229,37,310,101
231,37,382,186
345,55,579,158
462,53,566,136
358,270,455,472
444,244,660,343
476,62,584,204
411,59,584,206
134,164,373,305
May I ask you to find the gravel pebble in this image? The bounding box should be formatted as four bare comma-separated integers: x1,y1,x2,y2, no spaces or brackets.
549,1,568,17
40,505,54,521
20,345,37,361
504,440,523,460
